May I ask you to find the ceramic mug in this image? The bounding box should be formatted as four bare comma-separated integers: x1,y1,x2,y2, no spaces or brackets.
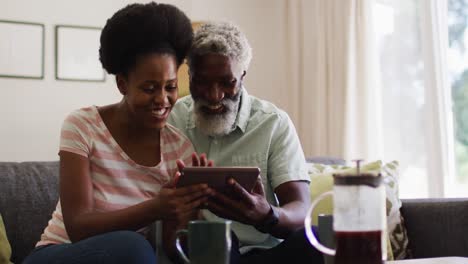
175,220,232,264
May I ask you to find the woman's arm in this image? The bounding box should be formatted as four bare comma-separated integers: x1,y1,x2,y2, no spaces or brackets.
161,154,213,263
60,151,211,242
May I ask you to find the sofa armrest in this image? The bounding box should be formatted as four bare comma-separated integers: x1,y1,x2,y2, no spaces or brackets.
400,198,468,258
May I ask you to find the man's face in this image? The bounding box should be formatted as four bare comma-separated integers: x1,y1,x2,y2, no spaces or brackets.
190,53,245,136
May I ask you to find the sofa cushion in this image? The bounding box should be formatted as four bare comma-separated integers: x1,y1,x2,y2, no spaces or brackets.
0,214,12,264
0,161,59,263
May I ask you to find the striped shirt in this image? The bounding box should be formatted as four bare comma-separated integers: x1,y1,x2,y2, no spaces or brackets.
36,106,194,247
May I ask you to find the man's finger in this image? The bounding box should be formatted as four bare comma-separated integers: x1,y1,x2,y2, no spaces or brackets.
228,178,255,205
252,176,265,196
210,189,246,214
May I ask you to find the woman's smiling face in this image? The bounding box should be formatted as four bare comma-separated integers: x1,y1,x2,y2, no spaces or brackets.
117,53,178,130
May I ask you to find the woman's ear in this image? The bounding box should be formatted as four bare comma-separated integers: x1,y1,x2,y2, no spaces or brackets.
116,74,127,95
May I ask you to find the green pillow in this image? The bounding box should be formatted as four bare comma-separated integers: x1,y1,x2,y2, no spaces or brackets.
308,160,410,260
0,214,12,264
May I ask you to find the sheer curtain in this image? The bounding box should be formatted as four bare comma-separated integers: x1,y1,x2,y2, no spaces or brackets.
420,0,456,197
286,0,382,160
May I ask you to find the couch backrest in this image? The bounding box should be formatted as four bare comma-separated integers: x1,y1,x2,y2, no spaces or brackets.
0,161,59,263
401,198,468,258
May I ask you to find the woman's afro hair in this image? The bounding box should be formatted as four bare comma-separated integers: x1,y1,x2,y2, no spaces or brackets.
99,2,193,75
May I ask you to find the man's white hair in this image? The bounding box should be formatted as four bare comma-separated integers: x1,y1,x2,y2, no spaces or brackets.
187,21,252,73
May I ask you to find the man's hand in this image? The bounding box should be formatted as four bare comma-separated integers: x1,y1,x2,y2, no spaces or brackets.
205,177,272,226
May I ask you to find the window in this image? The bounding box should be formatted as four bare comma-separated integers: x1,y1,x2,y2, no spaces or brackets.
373,0,467,198
448,0,468,196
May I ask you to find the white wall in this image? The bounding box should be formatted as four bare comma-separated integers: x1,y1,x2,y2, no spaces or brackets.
0,0,290,161
190,0,290,107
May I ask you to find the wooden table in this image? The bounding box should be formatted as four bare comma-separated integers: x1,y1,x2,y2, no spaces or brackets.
387,257,468,264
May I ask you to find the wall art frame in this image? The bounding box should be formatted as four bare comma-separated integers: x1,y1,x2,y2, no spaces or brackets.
0,20,44,79
55,25,105,82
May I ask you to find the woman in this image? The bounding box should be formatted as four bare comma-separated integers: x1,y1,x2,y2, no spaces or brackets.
23,2,211,263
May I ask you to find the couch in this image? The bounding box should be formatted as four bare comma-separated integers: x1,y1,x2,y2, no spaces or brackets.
1,161,468,263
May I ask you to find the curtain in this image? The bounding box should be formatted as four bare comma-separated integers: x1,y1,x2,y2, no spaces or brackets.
419,0,455,197
286,0,382,161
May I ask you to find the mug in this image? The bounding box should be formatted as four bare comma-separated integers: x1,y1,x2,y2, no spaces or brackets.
175,220,232,264
318,214,335,264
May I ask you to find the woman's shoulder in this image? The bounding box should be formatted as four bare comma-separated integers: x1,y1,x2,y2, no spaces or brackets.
64,106,99,123
61,106,104,139
161,124,194,165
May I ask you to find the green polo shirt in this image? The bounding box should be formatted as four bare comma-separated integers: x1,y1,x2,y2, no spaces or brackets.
168,89,310,250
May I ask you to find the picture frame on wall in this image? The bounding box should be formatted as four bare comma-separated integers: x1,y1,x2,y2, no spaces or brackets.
0,20,44,79
55,25,105,82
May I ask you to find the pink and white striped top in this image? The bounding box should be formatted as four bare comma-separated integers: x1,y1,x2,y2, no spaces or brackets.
36,106,194,246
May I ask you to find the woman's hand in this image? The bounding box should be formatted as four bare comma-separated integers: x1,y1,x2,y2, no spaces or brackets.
176,152,214,174
153,182,212,223
161,153,215,261
158,152,214,226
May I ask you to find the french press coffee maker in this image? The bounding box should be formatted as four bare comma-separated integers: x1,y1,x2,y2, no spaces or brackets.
304,160,387,264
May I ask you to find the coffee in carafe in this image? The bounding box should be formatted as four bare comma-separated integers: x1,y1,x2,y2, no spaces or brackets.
334,230,382,264
304,160,387,264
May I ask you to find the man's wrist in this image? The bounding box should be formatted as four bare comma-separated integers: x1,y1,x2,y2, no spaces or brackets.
254,204,280,233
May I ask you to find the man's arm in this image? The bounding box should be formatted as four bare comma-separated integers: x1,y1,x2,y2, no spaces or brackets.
268,181,310,238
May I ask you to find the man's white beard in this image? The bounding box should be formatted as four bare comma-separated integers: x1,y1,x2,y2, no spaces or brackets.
193,90,242,137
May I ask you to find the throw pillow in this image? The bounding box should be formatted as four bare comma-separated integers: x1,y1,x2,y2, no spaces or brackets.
308,160,410,260
0,214,12,264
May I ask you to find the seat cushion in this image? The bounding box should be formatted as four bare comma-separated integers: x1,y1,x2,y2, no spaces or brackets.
0,161,59,263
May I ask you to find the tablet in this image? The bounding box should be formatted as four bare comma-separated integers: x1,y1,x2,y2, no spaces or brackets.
177,166,260,193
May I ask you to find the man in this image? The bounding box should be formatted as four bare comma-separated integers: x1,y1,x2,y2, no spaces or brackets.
168,22,323,264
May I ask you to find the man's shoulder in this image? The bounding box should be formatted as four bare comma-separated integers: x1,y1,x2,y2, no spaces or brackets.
169,95,193,127
247,95,289,121
173,95,193,111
